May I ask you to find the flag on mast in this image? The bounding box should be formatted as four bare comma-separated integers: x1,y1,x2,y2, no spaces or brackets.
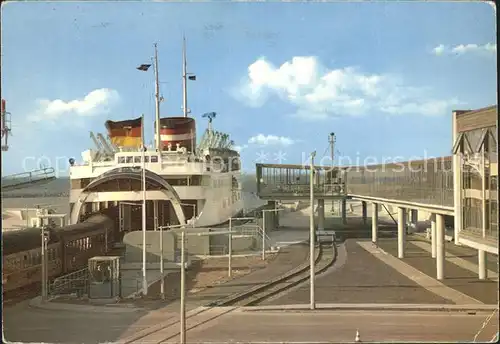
137,64,151,71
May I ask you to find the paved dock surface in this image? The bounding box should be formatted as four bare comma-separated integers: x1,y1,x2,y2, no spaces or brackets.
175,308,499,343
264,239,452,305
377,238,498,305
2,243,309,344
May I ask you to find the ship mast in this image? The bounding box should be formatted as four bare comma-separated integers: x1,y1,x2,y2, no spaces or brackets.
182,37,188,118
154,43,161,151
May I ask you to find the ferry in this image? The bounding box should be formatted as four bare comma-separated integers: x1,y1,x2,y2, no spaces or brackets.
68,39,244,230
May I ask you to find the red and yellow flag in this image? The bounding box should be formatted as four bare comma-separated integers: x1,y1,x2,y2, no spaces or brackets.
105,117,143,148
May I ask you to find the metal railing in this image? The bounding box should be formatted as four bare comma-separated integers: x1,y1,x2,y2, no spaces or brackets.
1,167,56,190
49,268,89,297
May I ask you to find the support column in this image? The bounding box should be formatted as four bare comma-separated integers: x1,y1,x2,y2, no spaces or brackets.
372,203,378,243
153,200,159,231
436,214,445,280
452,111,462,246
362,201,367,226
317,199,325,231
431,214,436,258
478,250,487,280
397,207,406,258
341,198,347,225
410,209,418,233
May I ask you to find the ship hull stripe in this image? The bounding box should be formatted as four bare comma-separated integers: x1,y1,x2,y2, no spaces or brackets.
159,133,194,141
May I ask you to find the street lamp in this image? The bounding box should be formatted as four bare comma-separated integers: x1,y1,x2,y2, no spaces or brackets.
309,150,316,310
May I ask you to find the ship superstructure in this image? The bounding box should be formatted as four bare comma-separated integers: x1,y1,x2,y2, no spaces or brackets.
68,40,243,230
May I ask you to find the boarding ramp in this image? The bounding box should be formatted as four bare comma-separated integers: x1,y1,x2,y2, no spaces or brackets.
256,163,347,200
255,155,497,253
1,167,56,191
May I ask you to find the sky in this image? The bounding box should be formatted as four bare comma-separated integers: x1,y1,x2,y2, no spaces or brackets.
1,1,497,176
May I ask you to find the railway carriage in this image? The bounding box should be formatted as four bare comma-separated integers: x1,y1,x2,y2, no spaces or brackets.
2,214,116,293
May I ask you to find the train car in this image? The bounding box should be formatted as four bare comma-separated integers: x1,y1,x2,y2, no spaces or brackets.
2,227,62,292
59,214,115,272
2,213,116,293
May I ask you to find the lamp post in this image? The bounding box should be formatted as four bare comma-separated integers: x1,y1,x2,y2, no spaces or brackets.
180,230,186,344
40,225,49,301
309,151,316,310
228,217,232,277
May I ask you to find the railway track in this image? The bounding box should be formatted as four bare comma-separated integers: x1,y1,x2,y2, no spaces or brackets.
215,240,337,307
120,241,338,344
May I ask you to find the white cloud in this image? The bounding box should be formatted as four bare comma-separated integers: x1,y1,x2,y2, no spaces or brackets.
432,43,496,56
233,144,249,152
233,56,460,120
29,88,119,122
248,134,295,146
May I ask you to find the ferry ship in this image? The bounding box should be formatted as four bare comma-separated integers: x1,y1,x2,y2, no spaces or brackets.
68,40,243,230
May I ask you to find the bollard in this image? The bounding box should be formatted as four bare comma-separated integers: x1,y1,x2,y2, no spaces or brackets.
355,330,361,342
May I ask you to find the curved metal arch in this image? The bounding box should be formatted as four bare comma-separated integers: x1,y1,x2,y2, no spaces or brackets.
70,167,186,225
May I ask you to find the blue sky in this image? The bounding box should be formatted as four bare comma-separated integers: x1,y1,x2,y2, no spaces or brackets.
1,1,497,176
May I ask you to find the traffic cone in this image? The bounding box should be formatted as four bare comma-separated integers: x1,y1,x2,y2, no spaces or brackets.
355,329,361,342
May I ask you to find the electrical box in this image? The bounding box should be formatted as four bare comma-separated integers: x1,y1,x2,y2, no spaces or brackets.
88,256,121,299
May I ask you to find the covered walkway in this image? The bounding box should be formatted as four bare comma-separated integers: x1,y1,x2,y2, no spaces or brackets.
255,104,498,284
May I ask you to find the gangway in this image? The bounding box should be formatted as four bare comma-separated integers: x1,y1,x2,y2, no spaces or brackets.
1,167,56,190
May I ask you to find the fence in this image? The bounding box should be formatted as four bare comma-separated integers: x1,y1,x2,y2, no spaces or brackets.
49,267,89,297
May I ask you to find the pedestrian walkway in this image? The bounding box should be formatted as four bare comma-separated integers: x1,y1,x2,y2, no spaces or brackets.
410,240,498,281
377,239,498,305
358,241,483,305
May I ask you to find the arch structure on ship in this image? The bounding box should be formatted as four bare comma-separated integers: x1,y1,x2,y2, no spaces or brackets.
69,167,188,236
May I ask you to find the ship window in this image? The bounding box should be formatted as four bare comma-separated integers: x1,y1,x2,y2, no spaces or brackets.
126,157,133,163
151,156,158,163
134,156,141,163
144,156,150,163
118,157,126,164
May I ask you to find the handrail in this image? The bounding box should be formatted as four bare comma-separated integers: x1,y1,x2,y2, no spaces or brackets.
1,167,56,190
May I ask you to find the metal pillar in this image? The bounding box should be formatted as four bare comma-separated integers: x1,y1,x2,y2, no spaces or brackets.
180,231,186,344
431,214,437,258
436,214,445,280
262,211,266,260
397,207,406,259
478,249,487,280
317,199,325,231
228,218,232,277
309,151,316,310
452,112,462,246
372,203,378,243
362,201,367,225
41,226,49,301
